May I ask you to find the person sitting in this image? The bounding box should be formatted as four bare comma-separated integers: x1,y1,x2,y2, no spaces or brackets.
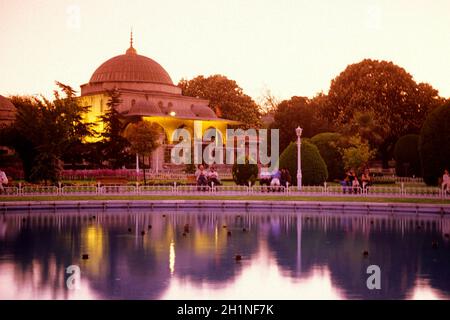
270,169,282,191
207,166,222,187
361,169,371,192
195,164,208,190
279,168,291,188
351,170,360,193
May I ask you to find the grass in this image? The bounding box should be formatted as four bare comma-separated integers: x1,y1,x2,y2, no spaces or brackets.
0,194,449,204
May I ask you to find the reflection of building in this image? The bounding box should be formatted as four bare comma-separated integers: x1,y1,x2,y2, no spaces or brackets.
79,34,238,171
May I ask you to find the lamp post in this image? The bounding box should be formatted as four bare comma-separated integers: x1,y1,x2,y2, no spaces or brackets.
296,126,303,190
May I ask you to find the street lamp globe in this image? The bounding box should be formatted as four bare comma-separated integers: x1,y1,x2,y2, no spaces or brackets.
296,126,303,137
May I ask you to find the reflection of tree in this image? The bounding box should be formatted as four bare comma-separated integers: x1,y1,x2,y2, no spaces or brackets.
267,214,450,299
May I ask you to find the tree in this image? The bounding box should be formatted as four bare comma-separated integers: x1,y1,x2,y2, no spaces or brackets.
3,82,94,182
279,140,328,186
257,88,280,114
419,103,450,185
323,59,442,166
311,132,345,181
340,135,375,173
125,121,161,185
271,96,329,152
178,75,261,128
393,134,421,177
99,89,132,169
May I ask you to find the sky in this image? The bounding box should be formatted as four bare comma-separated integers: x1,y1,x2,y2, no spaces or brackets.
1,0,450,101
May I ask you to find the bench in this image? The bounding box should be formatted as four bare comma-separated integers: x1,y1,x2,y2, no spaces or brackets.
186,175,197,185
96,177,129,186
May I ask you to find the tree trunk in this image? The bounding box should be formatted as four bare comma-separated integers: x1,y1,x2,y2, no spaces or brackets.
142,155,147,185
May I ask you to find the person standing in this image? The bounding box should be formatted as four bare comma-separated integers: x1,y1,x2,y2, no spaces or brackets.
0,169,8,194
351,170,360,193
443,169,450,194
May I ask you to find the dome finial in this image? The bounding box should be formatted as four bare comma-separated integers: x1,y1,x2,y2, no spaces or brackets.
126,28,137,55
130,28,133,48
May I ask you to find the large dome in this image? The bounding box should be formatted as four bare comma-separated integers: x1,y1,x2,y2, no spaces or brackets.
89,45,173,85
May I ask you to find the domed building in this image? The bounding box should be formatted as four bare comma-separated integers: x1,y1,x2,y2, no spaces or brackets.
0,95,15,127
79,34,237,171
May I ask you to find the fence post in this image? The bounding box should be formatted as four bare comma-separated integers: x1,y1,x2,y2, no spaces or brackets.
174,182,177,195
97,182,101,195
19,182,22,196
211,181,214,193
58,182,62,195
136,182,139,195
286,182,289,194
324,182,327,195
401,182,405,196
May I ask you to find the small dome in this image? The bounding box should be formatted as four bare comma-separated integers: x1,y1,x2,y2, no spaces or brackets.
0,95,15,125
90,45,173,85
190,104,217,118
127,100,163,116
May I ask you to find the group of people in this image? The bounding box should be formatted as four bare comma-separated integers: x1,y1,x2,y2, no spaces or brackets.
194,164,222,187
259,167,292,192
267,168,292,188
341,169,372,193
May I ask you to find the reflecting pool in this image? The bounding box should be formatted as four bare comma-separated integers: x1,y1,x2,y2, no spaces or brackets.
0,209,449,299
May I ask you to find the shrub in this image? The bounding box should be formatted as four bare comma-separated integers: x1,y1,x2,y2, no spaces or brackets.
419,103,450,185
311,132,344,180
393,134,421,177
279,140,328,186
232,157,258,186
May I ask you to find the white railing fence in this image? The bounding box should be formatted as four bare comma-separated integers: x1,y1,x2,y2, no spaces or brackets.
1,183,449,199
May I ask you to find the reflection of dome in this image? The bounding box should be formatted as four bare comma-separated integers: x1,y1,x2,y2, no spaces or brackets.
89,45,173,85
0,95,15,125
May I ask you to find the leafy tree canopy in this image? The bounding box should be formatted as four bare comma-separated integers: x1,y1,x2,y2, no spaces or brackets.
178,74,261,128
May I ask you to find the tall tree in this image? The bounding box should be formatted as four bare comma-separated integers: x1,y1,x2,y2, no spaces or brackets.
178,75,261,128
271,96,329,152
322,59,442,166
99,89,131,169
3,82,94,182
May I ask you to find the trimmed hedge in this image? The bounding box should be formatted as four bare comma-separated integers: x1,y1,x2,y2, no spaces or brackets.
279,140,328,186
419,103,450,185
393,134,421,177
311,132,344,180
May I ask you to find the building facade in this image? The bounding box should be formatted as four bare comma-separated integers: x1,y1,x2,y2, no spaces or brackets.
79,36,237,171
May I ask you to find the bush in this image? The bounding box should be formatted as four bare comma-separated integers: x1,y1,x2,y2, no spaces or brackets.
311,132,344,180
232,157,258,186
279,140,328,186
393,134,421,177
419,103,450,185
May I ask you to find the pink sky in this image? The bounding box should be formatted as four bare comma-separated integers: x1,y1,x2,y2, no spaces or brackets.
1,0,449,100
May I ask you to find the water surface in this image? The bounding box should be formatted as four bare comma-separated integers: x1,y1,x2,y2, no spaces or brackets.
0,209,449,299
